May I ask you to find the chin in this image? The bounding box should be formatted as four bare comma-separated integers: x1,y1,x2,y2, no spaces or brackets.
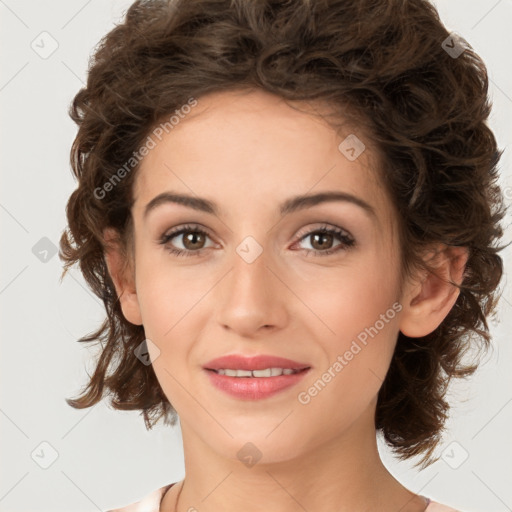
209,430,309,466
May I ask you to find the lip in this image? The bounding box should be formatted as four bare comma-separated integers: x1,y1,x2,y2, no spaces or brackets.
203,354,311,400
204,368,310,400
203,354,310,371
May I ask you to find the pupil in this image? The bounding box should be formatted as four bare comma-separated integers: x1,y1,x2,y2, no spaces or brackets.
185,231,204,249
312,233,332,250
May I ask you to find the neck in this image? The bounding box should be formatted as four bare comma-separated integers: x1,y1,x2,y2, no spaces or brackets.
164,402,428,512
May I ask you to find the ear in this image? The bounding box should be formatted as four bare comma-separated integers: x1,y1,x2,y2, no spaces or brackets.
103,227,143,326
399,245,469,337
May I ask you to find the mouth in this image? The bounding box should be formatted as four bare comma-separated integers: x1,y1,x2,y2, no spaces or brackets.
205,367,308,377
203,353,310,372
203,354,311,400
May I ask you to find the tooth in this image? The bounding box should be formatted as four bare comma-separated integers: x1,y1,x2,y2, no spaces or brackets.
214,368,300,377
252,368,273,377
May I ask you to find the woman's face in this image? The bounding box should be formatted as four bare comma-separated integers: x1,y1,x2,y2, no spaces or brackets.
127,88,406,463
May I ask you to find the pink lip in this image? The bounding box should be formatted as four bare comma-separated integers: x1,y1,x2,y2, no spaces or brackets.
203,354,311,400
203,354,310,371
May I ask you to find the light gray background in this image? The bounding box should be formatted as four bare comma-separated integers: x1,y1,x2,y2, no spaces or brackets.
0,1,511,511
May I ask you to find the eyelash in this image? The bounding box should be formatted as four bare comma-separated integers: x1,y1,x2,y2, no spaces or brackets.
159,223,355,258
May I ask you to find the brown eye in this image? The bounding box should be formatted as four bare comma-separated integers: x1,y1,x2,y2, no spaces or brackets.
159,224,215,257
309,232,335,251
295,225,355,256
181,230,207,250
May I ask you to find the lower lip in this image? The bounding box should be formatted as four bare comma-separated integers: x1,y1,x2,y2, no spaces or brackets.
204,368,310,400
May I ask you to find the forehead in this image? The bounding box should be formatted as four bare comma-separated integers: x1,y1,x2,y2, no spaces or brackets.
132,88,393,227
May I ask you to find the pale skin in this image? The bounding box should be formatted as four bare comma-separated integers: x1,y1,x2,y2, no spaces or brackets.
104,89,468,512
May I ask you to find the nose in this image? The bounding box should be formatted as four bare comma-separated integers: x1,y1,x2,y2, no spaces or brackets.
214,241,288,338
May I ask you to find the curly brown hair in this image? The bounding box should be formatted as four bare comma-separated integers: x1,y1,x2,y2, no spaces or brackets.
59,0,507,468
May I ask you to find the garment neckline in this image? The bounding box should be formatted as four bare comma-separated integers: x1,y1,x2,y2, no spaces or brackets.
159,482,176,510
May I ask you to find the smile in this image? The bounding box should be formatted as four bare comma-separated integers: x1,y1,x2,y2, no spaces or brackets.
210,368,303,377
204,367,310,399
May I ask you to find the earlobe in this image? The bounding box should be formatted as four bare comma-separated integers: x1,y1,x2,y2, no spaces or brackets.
399,245,469,338
103,228,143,326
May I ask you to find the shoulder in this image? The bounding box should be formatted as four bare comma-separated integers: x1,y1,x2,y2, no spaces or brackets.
106,482,175,512
426,501,462,512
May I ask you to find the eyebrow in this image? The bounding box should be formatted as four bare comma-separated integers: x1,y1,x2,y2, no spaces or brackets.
143,190,376,220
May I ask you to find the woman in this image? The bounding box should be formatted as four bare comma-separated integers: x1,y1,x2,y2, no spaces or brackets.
59,0,506,511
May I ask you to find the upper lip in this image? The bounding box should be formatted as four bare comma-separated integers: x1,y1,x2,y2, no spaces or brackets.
203,354,311,371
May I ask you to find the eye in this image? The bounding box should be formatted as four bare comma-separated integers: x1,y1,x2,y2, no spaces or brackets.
293,224,355,256
159,224,215,257
159,223,355,258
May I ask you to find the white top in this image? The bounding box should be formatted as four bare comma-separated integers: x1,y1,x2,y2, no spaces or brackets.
106,483,462,512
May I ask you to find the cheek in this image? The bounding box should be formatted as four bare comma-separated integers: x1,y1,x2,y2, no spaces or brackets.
297,251,400,397
134,252,210,339
297,317,398,437
136,267,199,405
133,255,214,400
300,254,400,339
